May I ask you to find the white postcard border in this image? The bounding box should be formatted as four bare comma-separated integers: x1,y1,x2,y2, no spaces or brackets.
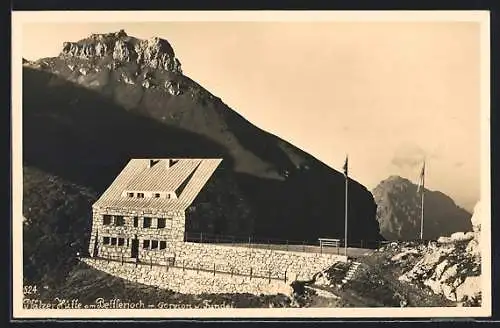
11,10,492,319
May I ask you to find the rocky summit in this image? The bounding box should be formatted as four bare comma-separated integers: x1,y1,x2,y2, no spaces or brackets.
23,30,383,244
372,176,472,241
60,30,182,73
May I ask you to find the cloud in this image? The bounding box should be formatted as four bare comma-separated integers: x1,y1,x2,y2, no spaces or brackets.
391,142,439,169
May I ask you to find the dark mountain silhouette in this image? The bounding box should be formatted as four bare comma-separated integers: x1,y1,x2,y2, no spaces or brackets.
23,166,97,286
22,30,383,245
372,176,472,241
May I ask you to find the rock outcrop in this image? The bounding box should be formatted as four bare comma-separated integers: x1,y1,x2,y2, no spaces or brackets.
394,200,483,305
60,30,182,74
373,176,472,241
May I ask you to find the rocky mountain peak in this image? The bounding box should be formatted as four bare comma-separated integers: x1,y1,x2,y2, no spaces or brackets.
380,175,412,186
59,30,182,74
373,175,472,241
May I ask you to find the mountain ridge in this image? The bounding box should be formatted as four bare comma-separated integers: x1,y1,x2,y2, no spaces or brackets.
23,30,383,243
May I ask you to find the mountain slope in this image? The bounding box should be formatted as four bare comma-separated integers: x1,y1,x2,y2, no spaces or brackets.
372,176,472,240
22,30,382,243
23,166,97,286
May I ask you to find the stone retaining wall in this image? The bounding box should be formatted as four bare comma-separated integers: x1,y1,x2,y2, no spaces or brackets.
173,242,346,281
84,240,345,296
81,257,293,296
93,240,345,282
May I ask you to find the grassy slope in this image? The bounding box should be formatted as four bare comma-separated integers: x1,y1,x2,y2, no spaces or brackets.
23,166,97,287
349,247,455,307
305,243,456,307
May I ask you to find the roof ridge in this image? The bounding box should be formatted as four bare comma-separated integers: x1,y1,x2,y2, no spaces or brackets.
92,158,222,212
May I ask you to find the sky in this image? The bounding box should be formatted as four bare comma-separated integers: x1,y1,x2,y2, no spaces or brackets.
21,20,483,212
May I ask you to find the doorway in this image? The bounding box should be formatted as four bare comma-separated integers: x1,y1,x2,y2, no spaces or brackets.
131,236,139,259
92,232,99,257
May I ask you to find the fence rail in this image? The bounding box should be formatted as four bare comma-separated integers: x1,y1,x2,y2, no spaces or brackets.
89,254,290,283
184,231,383,254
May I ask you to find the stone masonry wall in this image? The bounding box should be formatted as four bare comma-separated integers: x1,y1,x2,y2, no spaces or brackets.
81,257,293,296
171,242,346,281
88,206,185,260
87,206,346,293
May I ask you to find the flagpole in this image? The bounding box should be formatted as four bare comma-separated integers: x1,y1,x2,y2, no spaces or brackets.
420,160,425,240
344,155,348,258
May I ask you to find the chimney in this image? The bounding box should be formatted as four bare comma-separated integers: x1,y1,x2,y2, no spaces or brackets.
167,159,179,168
148,159,159,168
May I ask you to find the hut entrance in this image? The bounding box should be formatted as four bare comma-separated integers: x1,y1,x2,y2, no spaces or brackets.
92,231,99,257
131,236,139,259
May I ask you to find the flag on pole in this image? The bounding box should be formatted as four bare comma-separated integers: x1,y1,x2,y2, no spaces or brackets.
416,161,425,192
343,155,349,177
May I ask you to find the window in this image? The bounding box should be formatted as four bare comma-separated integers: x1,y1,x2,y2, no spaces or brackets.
133,217,138,227
143,240,150,249
151,240,158,249
154,193,161,198
118,238,125,246
115,216,125,226
127,192,134,197
111,237,117,246
160,241,167,250
157,218,166,229
137,193,144,198
103,215,112,225
103,237,110,245
143,217,152,228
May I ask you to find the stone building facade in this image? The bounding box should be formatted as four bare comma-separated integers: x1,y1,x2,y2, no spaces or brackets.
88,158,222,263
87,157,346,290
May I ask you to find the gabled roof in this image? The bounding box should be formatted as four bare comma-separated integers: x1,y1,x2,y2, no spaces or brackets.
126,159,201,192
92,158,222,212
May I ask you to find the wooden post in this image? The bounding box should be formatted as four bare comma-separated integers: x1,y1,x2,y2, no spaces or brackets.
344,158,349,258
121,254,123,265
182,260,185,272
248,236,251,248
150,257,152,269
250,267,253,280
268,270,271,283
420,160,426,240
213,263,216,276
284,270,287,282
